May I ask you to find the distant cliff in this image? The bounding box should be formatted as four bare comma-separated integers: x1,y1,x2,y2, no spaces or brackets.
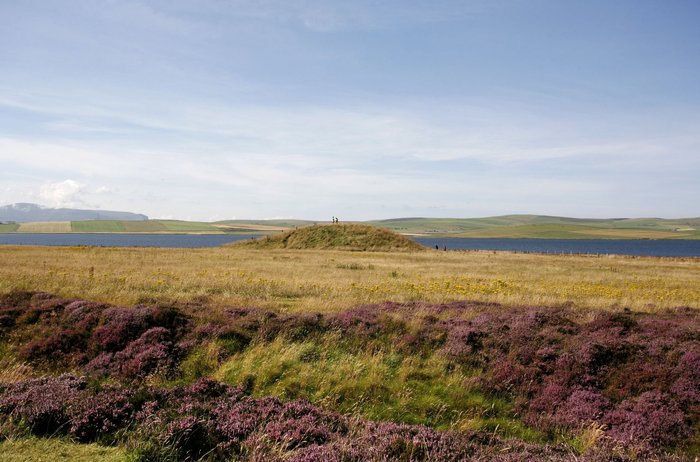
0,203,148,222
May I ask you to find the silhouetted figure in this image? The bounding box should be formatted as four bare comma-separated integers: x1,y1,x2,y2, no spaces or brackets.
443,245,447,251
435,245,439,250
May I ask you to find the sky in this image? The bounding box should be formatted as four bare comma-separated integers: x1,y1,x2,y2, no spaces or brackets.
1,0,699,221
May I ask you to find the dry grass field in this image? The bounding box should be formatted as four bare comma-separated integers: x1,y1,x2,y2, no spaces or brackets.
0,245,698,313
16,222,72,233
1,244,699,460
0,438,128,462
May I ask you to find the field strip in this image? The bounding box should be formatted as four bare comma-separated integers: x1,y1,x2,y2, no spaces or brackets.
17,221,72,233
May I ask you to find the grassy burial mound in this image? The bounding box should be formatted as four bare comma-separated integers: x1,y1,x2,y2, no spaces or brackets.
238,223,425,251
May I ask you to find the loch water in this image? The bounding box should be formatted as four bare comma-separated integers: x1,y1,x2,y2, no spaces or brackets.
1,233,699,257
414,237,700,257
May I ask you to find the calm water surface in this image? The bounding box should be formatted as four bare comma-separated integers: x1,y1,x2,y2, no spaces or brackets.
1,233,699,256
415,237,700,257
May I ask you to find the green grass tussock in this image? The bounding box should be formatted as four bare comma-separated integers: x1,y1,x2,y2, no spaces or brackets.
213,333,538,440
238,224,425,251
0,438,128,462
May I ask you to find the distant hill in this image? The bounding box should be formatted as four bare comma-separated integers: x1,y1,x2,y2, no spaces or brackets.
236,224,425,251
365,215,700,239
1,212,699,239
0,203,148,223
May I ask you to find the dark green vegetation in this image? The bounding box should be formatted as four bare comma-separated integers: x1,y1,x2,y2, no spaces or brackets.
237,224,425,251
3,214,699,238
0,223,19,232
0,291,698,461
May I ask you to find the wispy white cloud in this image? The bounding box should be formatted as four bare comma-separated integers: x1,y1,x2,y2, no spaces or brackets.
4,86,696,168
1,0,698,219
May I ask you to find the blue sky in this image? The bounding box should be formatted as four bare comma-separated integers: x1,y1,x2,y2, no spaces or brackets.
1,0,699,220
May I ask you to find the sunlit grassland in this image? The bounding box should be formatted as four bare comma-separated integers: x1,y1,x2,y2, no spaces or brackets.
0,224,19,232
1,245,699,459
0,438,128,462
205,334,539,440
0,246,698,313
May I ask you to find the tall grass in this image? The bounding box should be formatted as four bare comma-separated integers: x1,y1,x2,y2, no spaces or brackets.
211,334,537,440
0,438,128,461
0,246,697,313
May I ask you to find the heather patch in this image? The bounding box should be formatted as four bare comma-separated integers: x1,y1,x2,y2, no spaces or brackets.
1,293,190,381
1,292,698,459
0,376,577,461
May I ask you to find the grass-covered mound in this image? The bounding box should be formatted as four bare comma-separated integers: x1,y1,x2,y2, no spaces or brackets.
238,223,425,251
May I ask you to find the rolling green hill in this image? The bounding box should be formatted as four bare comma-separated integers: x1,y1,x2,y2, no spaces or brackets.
1,215,698,239
368,216,700,239
451,223,700,239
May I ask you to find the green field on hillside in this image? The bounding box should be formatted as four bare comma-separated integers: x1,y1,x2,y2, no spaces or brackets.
218,215,700,238
158,220,221,232
72,220,127,232
215,218,317,228
1,215,699,238
452,223,700,239
370,215,700,237
71,220,221,233
122,220,168,232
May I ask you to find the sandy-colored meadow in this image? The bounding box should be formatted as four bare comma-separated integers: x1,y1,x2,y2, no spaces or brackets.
1,245,698,313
